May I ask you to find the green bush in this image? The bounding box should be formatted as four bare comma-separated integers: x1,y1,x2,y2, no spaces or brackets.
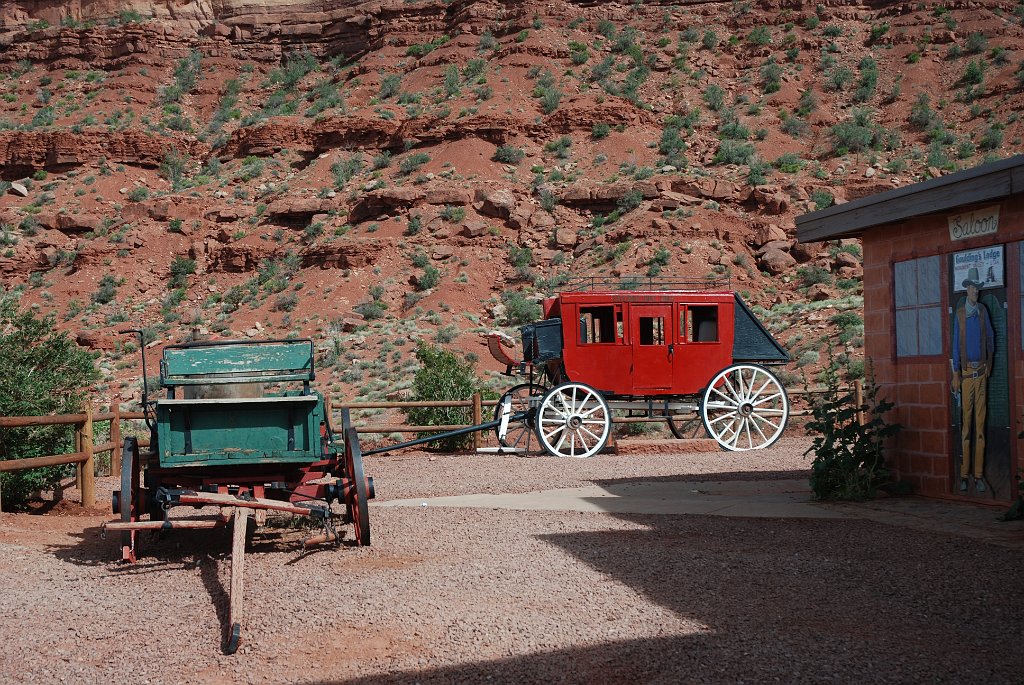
168,256,196,289
92,275,120,304
0,294,98,509
502,291,541,325
810,189,835,210
126,187,149,202
405,342,483,450
493,145,525,164
712,139,755,165
805,361,899,500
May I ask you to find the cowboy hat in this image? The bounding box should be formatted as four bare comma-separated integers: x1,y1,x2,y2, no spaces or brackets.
962,266,984,288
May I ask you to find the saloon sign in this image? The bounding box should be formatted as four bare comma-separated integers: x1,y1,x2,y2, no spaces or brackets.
948,205,1000,241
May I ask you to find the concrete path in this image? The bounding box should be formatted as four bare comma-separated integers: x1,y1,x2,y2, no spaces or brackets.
379,478,1024,547
379,479,846,519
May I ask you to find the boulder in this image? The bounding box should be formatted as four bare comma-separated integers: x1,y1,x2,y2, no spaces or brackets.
758,247,796,275
475,189,517,219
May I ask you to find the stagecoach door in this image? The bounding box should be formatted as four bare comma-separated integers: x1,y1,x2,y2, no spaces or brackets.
631,304,674,391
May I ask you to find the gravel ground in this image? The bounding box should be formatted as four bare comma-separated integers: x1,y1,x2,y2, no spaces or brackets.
1,437,1023,684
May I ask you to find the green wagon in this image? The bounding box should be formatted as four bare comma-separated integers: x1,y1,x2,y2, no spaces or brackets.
106,337,374,654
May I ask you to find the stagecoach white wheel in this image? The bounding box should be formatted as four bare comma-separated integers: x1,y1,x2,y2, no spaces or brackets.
535,382,611,458
701,364,789,451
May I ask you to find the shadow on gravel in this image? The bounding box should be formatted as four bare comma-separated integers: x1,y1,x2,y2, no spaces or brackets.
328,512,1024,684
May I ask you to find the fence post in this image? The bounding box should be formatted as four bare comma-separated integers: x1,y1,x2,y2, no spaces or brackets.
472,392,483,449
82,405,95,507
854,379,865,426
111,404,122,478
75,421,83,492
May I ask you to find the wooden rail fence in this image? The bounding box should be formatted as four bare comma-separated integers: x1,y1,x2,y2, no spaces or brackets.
0,406,146,512
0,382,861,512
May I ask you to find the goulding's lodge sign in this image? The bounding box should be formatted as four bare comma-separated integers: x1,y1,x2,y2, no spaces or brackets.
948,205,1000,241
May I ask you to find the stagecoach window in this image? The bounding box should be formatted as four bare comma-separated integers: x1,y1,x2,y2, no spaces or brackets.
579,306,617,344
686,306,719,342
638,316,666,345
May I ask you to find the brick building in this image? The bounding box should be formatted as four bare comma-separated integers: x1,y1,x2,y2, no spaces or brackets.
796,155,1024,502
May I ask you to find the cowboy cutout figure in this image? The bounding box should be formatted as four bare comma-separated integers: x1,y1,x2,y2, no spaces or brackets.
951,266,995,494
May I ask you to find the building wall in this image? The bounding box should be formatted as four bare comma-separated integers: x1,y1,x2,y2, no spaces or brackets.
861,195,1024,500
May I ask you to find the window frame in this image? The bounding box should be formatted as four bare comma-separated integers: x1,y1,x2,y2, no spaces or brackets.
893,255,944,359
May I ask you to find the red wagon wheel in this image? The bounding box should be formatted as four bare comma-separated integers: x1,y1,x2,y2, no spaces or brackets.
115,437,142,562
494,383,546,449
344,425,371,546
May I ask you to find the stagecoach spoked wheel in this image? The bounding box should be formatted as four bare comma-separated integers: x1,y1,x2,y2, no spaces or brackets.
701,364,789,451
535,382,611,458
344,427,371,546
494,383,546,449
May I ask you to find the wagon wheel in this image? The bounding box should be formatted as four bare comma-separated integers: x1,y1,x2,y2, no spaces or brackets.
116,437,142,562
493,383,546,448
535,382,611,458
701,364,789,451
344,426,371,546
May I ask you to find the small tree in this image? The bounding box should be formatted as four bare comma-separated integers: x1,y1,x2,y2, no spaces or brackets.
804,360,900,500
405,342,482,450
0,294,98,508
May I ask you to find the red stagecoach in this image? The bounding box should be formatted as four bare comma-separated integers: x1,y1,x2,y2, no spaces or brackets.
488,278,791,456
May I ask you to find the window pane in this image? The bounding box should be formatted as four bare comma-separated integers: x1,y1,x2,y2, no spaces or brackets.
639,317,665,345
894,260,917,307
916,255,941,305
918,306,942,355
688,306,719,342
895,310,918,356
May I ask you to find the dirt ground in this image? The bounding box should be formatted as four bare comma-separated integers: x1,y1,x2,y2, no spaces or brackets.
2,437,1023,684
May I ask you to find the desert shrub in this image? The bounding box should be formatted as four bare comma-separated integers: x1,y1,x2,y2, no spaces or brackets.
405,342,483,450
978,122,1004,151
416,265,441,291
127,187,149,203
749,26,772,46
0,294,98,509
774,152,806,173
810,189,835,210
160,149,189,190
440,205,465,223
760,58,782,93
160,50,202,104
168,256,196,289
591,122,611,139
399,151,430,175
965,31,988,55
797,263,831,286
502,291,541,325
703,83,725,111
331,154,364,188
269,50,317,90
272,292,299,312
238,155,265,181
805,360,899,500
379,74,401,99
493,145,525,164
829,108,882,154
712,139,755,165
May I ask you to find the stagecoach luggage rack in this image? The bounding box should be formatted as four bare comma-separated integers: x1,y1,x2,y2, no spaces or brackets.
559,275,731,292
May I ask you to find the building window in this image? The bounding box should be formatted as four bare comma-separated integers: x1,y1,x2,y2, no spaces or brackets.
894,256,942,356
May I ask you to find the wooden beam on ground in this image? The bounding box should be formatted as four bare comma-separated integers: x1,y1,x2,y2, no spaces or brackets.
229,507,249,655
